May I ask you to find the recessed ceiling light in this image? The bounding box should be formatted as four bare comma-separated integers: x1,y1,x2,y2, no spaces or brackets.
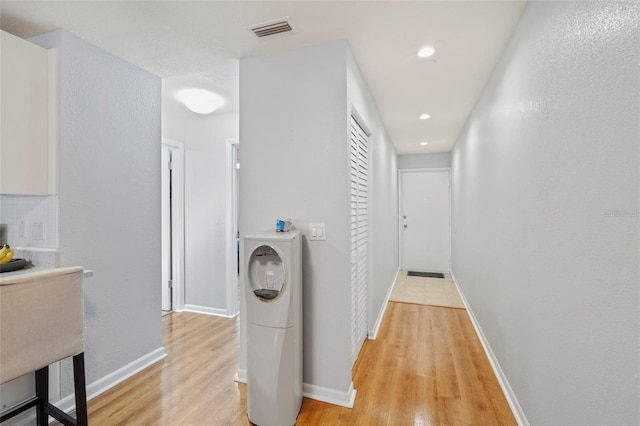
419,113,431,120
420,141,429,146
418,46,436,58
176,88,224,114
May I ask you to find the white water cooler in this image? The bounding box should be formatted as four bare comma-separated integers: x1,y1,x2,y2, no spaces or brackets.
244,231,302,426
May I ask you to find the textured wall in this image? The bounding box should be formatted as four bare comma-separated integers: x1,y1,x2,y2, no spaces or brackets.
30,30,163,397
451,2,639,424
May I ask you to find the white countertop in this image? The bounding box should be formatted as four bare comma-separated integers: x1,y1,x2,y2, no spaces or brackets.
0,266,93,279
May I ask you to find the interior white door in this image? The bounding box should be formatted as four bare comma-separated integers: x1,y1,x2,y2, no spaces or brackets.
401,170,451,273
161,146,172,311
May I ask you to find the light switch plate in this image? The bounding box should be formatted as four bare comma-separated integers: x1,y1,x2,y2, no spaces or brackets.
309,223,326,241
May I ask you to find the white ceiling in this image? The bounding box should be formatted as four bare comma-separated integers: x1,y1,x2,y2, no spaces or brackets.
0,1,525,155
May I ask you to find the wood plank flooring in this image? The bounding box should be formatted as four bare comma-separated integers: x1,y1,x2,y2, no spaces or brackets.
85,312,246,425
78,303,515,425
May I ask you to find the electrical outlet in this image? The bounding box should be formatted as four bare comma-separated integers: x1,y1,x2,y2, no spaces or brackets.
32,222,44,240
19,220,26,238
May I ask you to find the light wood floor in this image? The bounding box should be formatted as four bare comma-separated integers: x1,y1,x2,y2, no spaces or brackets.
81,304,515,425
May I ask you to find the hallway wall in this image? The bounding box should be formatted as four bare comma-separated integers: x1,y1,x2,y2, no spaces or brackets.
346,47,399,338
239,40,399,404
240,41,353,398
450,2,639,424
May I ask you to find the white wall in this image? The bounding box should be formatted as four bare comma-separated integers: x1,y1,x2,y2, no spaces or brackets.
162,79,239,312
30,30,164,398
450,2,639,425
346,48,399,336
398,153,450,170
239,40,399,403
240,41,352,396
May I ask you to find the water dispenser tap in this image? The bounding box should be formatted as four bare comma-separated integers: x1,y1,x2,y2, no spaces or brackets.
265,271,275,289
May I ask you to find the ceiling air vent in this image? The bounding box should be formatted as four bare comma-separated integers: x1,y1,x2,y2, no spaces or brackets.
249,19,292,38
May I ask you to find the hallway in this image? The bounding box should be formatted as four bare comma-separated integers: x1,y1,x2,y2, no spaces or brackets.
84,303,514,425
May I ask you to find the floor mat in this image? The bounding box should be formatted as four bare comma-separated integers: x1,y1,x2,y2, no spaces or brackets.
407,271,445,279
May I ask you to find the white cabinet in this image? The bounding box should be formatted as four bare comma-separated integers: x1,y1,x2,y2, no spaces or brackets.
0,30,58,195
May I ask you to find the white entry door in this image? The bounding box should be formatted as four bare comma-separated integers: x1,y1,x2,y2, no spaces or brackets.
400,170,451,273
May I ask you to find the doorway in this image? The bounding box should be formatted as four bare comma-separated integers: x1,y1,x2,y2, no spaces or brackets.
161,139,185,313
225,138,240,317
399,169,451,273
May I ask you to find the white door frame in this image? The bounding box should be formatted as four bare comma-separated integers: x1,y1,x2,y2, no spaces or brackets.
225,138,240,317
162,138,185,311
161,145,171,310
398,168,452,273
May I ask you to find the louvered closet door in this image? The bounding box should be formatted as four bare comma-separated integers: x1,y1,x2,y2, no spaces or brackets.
350,115,369,365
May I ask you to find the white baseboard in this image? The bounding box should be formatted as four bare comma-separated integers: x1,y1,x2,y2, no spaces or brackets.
234,369,247,384
236,370,356,409
184,304,238,318
303,381,356,408
451,272,529,426
368,267,400,340
56,347,167,414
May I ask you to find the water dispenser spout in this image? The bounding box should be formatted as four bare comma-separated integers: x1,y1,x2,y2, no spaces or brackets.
265,271,275,289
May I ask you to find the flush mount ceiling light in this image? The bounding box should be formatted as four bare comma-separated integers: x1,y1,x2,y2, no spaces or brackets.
419,113,431,120
176,88,224,114
418,46,436,58
420,141,429,146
